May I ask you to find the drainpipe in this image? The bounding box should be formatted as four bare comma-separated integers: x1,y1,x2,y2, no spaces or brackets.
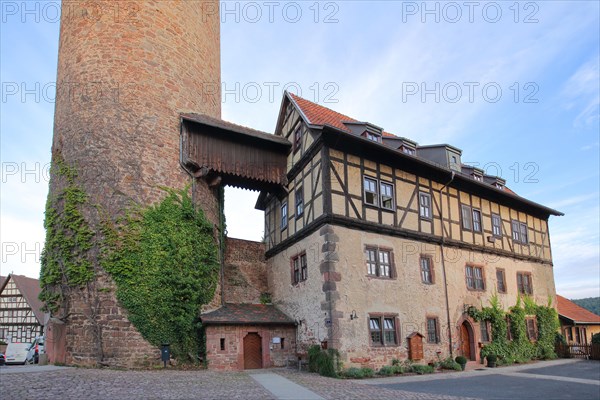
219,187,225,306
439,171,455,357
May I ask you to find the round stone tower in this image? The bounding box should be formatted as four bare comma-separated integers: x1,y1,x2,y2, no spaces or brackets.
45,0,221,366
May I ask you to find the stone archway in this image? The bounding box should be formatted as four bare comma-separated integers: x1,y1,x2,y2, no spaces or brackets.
460,321,476,361
243,332,263,369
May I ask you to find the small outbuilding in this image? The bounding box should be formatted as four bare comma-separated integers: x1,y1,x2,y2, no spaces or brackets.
201,303,297,370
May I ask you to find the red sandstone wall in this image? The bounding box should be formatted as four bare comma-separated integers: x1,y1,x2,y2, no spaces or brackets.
206,325,296,370
48,0,221,367
222,238,268,305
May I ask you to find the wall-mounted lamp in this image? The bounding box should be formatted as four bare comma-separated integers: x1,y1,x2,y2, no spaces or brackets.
295,319,303,326
350,310,358,320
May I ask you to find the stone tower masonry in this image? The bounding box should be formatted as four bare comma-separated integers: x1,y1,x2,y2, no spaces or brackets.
46,0,221,366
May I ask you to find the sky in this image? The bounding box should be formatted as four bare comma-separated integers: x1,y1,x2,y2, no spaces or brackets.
0,1,598,299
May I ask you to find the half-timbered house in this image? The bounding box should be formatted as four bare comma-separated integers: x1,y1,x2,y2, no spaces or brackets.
0,274,46,344
257,92,563,368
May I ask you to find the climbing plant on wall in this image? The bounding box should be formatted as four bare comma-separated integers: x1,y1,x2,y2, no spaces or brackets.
40,155,221,363
39,155,96,313
468,294,559,364
101,187,220,362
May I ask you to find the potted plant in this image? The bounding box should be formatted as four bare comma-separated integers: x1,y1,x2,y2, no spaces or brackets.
455,355,467,371
486,354,497,368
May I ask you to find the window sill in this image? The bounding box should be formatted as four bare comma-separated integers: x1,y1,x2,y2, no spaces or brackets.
419,216,433,221
366,275,395,281
466,288,486,292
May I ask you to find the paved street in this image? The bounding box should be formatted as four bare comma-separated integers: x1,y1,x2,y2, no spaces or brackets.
0,359,598,400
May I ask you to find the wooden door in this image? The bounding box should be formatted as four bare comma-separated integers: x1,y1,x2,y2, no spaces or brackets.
243,333,262,369
461,323,471,360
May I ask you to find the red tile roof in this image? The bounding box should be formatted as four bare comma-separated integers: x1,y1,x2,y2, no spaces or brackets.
201,303,295,326
288,93,357,132
557,295,600,324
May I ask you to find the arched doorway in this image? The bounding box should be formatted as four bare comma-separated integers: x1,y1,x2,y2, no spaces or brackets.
460,321,475,361
243,333,263,369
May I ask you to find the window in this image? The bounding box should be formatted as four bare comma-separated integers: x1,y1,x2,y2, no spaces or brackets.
369,315,397,346
517,272,533,295
220,338,225,351
369,318,382,344
461,205,472,230
426,318,439,343
365,247,393,278
512,220,529,244
525,317,537,341
364,177,378,206
420,256,433,284
293,126,302,152
363,132,381,142
496,269,506,293
480,322,490,342
472,209,482,232
401,146,415,155
465,265,485,290
280,338,285,349
473,174,483,181
506,317,513,341
419,192,432,219
292,253,307,284
380,182,394,210
280,203,288,230
492,214,502,237
295,187,304,218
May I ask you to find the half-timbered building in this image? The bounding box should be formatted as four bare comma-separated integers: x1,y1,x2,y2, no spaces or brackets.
257,92,563,368
0,274,46,343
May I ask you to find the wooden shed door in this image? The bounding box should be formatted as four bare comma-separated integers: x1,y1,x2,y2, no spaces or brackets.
461,322,472,360
243,333,263,369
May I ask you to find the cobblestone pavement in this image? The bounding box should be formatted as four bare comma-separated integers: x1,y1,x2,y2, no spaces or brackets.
0,366,476,400
0,368,275,400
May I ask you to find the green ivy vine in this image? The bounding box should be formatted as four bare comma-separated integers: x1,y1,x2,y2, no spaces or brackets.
467,294,559,364
101,187,219,362
39,155,95,313
40,156,221,363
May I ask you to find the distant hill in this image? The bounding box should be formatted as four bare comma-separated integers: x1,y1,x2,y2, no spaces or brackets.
572,297,600,316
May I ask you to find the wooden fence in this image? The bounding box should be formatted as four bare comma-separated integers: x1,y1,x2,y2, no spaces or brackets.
555,344,600,360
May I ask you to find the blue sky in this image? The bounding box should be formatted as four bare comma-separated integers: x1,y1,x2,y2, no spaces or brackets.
1,1,598,299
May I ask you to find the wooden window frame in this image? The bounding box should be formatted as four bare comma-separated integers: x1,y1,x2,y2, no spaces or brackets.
293,126,302,153
496,268,507,293
363,131,382,143
491,213,502,238
472,209,482,233
419,191,432,220
364,246,395,279
480,321,491,343
512,220,529,244
368,313,399,347
461,204,473,230
363,176,378,207
426,317,439,344
380,181,395,211
525,316,538,342
465,264,485,291
295,186,304,219
280,202,288,230
517,272,533,295
420,255,434,284
291,252,308,285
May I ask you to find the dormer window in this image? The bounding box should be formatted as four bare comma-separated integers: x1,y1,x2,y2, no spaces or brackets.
400,146,415,155
494,182,504,190
363,131,381,143
473,174,482,182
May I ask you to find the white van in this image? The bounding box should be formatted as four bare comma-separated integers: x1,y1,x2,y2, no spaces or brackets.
4,342,31,365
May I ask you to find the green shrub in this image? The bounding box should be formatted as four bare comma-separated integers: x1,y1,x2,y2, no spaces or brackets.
454,356,467,365
392,365,405,374
486,354,497,362
436,357,461,371
391,358,401,366
342,367,364,379
555,333,567,345
411,364,434,374
361,367,374,378
317,349,340,378
308,345,322,373
592,333,600,344
378,365,395,376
